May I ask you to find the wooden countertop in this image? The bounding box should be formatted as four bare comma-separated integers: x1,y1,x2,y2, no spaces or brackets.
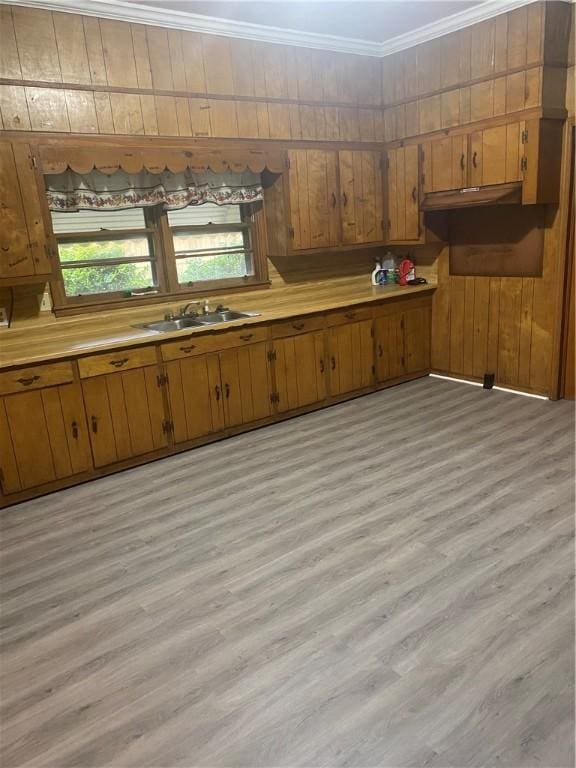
0,277,435,370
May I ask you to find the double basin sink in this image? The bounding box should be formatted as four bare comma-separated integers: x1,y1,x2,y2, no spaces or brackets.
135,309,260,334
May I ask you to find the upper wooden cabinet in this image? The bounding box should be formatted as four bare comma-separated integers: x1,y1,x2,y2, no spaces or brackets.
264,149,385,254
338,151,384,245
385,144,421,243
421,119,563,204
0,141,52,283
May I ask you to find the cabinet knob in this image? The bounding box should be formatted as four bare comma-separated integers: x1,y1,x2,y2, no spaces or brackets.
214,385,221,402
342,192,348,207
472,151,478,168
224,383,230,399
91,416,98,434
331,192,337,208
460,153,465,170
109,358,129,368
320,358,325,373
292,321,305,330
180,345,196,353
71,421,79,439
331,356,336,370
239,334,253,342
378,344,383,358
411,186,417,202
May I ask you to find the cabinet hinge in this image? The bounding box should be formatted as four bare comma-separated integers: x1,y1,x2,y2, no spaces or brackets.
285,157,291,169
370,326,374,338
156,373,168,387
270,392,279,404
30,155,38,169
162,419,173,434
288,226,295,239
267,350,277,362
521,156,528,172
521,129,528,144
371,364,375,375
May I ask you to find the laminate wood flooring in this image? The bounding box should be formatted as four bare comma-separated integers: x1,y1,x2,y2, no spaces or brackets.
0,377,574,767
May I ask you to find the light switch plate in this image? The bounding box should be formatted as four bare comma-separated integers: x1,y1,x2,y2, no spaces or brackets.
0,308,8,327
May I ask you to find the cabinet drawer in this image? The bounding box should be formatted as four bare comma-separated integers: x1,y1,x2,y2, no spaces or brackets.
161,326,269,361
326,306,373,327
78,346,157,378
373,297,431,318
271,315,325,339
0,361,74,395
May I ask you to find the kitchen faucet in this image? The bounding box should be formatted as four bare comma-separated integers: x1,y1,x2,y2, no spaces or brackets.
180,299,210,317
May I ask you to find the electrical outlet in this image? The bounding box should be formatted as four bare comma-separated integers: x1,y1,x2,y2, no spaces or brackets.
0,307,8,328
40,291,52,313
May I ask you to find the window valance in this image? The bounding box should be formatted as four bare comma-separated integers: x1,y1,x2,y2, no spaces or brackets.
45,168,263,211
38,146,285,176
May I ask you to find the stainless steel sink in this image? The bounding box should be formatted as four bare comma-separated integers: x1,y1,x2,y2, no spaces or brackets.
135,309,259,333
135,317,204,333
193,310,258,324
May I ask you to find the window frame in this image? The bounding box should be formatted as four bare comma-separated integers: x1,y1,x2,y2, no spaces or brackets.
49,201,269,314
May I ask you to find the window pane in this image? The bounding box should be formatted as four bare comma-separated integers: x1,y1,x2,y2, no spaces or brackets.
173,231,245,256
51,208,146,234
176,254,252,284
167,204,243,227
58,238,151,263
62,262,156,296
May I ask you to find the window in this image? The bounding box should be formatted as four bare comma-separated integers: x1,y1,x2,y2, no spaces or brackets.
49,201,267,309
51,208,158,298
167,205,254,287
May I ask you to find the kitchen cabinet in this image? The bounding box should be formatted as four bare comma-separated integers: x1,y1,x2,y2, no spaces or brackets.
385,144,421,243
374,299,431,382
82,365,168,468
421,119,562,203
264,148,385,254
327,309,374,396
273,330,327,412
165,354,224,444
0,140,52,283
166,341,272,442
0,382,92,494
339,151,384,245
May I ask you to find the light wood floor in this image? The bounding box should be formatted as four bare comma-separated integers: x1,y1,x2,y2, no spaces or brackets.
1,377,574,768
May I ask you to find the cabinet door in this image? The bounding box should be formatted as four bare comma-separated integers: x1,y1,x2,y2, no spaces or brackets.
374,312,405,382
339,151,384,244
165,354,224,444
386,145,420,242
0,142,50,280
82,365,168,468
403,306,431,374
374,304,431,383
422,135,467,192
287,149,339,250
0,383,91,494
274,331,327,412
328,320,374,396
219,342,272,428
469,126,508,187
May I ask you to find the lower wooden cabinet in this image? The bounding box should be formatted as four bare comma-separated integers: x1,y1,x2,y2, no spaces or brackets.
374,300,431,383
0,295,434,505
219,342,273,428
165,354,224,443
82,366,168,468
327,320,374,396
0,383,91,494
273,331,327,412
166,342,273,442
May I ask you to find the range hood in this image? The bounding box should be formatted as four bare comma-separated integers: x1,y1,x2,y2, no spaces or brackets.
421,182,522,211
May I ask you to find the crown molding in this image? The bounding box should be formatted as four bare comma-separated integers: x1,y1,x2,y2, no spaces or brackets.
2,0,547,58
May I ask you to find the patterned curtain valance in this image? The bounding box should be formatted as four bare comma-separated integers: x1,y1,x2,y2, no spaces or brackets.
45,168,263,212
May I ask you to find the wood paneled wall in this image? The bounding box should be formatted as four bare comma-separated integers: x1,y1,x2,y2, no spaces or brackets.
423,4,573,397
381,2,571,142
0,3,569,142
